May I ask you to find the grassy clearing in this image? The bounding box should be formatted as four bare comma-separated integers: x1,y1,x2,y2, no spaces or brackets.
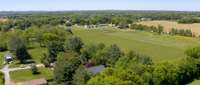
10,67,53,82
139,20,200,35
28,47,47,64
0,51,7,68
73,28,200,63
0,47,47,68
188,80,200,85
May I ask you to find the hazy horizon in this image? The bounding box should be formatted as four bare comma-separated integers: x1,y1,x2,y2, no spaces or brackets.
0,0,200,11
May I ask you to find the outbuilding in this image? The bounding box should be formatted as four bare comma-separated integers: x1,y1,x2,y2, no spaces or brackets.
4,53,13,64
87,65,105,74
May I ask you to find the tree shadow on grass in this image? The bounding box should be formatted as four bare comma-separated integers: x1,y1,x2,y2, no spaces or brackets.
32,72,41,75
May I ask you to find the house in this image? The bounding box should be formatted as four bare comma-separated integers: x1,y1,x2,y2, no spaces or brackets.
87,65,105,74
4,53,13,64
17,78,47,85
140,18,152,21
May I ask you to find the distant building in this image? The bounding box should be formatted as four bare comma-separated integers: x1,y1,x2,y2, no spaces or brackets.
140,18,152,21
4,53,13,64
87,65,105,74
17,78,47,85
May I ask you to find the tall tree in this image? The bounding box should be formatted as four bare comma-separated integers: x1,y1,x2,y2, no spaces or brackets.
47,41,64,63
54,51,81,85
7,34,30,63
73,66,92,85
65,36,83,53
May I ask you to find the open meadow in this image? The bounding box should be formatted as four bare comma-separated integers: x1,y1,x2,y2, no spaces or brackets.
73,28,200,63
139,20,200,35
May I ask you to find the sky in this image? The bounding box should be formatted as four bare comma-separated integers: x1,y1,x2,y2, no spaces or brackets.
0,0,199,11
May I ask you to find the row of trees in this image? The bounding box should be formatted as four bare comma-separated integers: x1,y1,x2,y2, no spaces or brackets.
130,24,164,34
178,18,200,24
169,28,193,37
130,24,194,37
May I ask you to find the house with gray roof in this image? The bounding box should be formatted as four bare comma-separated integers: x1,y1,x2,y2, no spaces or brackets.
87,65,105,74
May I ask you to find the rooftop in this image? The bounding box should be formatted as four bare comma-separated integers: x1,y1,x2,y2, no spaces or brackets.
87,65,105,74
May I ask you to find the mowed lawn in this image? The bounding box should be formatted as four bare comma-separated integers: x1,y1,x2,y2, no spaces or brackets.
10,67,53,82
73,28,200,63
0,47,47,68
0,51,7,68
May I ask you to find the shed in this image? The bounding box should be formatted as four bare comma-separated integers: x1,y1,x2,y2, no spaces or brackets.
4,53,13,64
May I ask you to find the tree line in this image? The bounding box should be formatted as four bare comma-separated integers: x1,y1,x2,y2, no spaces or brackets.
178,18,200,24
130,24,164,34
130,24,194,37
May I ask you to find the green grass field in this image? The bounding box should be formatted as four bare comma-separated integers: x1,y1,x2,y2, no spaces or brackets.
73,28,200,63
10,67,53,82
0,51,7,68
28,47,47,64
188,80,200,85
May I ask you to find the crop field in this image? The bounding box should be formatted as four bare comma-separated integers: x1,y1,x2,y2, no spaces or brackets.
73,28,200,63
139,20,200,35
0,18,8,23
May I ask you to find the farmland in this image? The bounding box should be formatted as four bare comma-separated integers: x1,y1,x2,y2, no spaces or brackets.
139,20,200,35
0,18,8,23
73,28,200,63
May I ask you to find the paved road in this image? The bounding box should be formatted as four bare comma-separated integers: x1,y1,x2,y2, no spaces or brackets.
0,64,44,85
1,65,10,85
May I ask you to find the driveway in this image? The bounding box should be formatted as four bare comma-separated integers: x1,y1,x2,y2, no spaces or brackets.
0,64,44,85
1,65,10,85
